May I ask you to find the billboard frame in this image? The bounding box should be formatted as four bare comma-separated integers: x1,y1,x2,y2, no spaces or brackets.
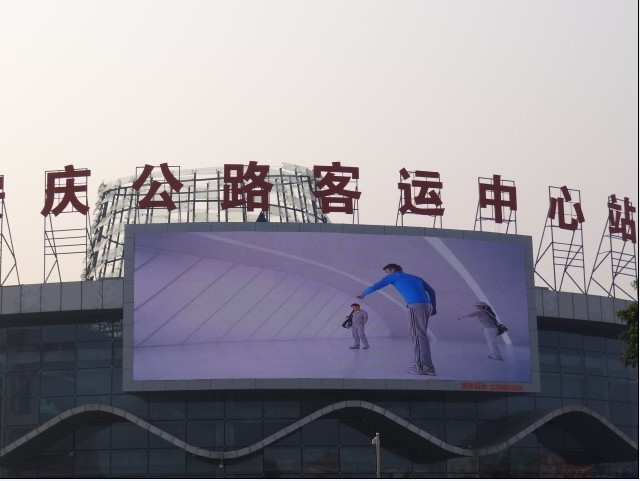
122,222,540,393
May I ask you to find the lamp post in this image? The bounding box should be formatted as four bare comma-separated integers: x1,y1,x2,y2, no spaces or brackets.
371,432,381,478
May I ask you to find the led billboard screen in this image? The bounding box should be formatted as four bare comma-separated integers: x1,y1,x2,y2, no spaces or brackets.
126,225,538,392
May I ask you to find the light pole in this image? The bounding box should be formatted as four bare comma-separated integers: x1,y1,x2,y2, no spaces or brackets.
371,432,381,478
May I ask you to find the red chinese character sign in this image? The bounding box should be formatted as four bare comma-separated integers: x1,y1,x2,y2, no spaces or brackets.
607,195,636,244
41,165,92,283
475,174,518,233
534,185,586,293
41,164,91,216
132,163,184,211
313,162,361,220
588,194,638,300
396,168,444,228
221,161,273,215
0,175,21,285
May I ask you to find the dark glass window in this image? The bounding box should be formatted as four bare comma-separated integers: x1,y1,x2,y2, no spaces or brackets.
39,396,74,423
225,419,263,447
37,452,73,477
186,420,225,449
77,341,112,368
7,326,41,345
339,445,376,475
339,420,373,445
41,342,75,370
110,449,148,476
187,391,224,419
42,323,76,343
41,370,75,397
75,423,111,450
302,446,339,475
225,392,262,419
7,345,40,371
540,372,562,397
583,335,605,352
539,347,560,372
148,421,186,449
6,371,39,398
445,419,476,445
559,332,583,349
149,392,186,420
111,393,148,418
76,368,112,395
5,398,39,425
584,350,607,375
149,448,186,475
509,447,539,475
560,349,584,374
223,452,264,475
411,398,445,419
586,375,609,400
74,450,110,477
263,446,302,475
609,379,638,402
111,422,148,449
561,374,586,399
264,419,302,447
537,330,558,347
301,418,339,445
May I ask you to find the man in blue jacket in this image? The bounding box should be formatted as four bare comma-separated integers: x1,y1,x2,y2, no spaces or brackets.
357,263,437,376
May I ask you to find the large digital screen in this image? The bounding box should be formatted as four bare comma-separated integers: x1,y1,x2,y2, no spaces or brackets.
124,225,539,392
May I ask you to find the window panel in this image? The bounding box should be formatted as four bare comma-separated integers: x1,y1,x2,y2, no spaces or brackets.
41,343,75,370
76,368,112,395
6,371,39,399
41,370,75,397
77,341,112,368
111,449,148,476
225,419,263,447
7,345,40,371
339,445,376,475
40,397,74,423
149,448,186,475
111,422,148,449
302,446,339,475
7,326,41,345
263,446,302,475
74,450,110,477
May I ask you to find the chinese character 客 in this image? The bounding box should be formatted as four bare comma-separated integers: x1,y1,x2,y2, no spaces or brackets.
132,163,184,211
478,174,517,224
41,165,91,216
398,169,444,216
547,185,585,230
221,161,273,211
313,162,361,214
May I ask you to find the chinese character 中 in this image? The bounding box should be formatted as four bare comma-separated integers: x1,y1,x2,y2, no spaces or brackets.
221,161,273,211
608,195,636,244
478,174,517,224
132,163,184,211
313,162,361,214
547,185,585,231
41,165,91,216
398,169,444,216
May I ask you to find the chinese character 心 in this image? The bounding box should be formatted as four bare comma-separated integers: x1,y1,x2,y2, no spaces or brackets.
548,185,585,231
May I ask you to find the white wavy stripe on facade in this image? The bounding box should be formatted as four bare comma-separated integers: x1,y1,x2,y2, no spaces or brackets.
0,402,636,465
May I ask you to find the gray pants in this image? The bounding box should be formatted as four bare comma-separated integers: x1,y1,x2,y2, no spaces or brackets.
351,322,369,348
408,303,434,371
484,327,503,359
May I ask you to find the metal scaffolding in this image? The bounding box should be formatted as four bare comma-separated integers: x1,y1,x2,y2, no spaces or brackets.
534,186,586,293
84,164,328,280
588,195,638,300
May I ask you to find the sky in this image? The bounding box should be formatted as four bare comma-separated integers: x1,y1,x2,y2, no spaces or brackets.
0,0,637,290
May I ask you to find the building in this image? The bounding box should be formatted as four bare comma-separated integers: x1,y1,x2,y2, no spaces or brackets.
0,166,637,477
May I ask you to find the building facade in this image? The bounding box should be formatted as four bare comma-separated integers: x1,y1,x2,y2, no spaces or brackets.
0,278,637,478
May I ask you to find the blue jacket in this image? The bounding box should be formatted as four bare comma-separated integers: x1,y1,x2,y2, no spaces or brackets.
361,272,437,311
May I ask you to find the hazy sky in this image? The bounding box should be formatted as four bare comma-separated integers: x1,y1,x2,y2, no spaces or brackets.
0,0,637,287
